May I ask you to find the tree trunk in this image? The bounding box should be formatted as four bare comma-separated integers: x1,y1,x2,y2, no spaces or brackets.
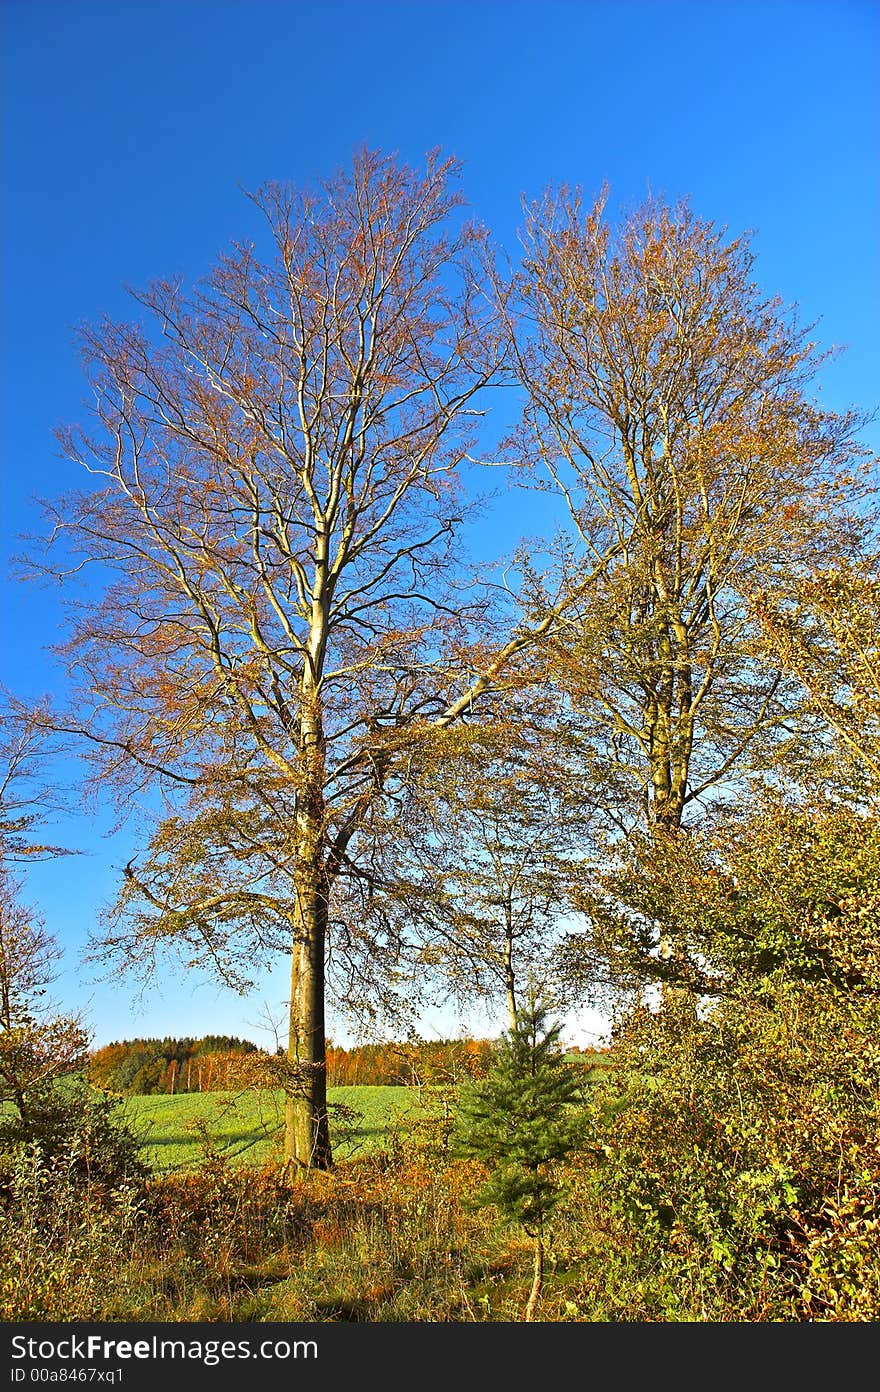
524,1229,544,1322
649,598,691,832
653,782,685,830
284,679,333,1171
284,881,332,1170
12,1083,29,1125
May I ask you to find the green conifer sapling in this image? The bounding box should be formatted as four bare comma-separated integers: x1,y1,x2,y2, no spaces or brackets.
454,998,583,1320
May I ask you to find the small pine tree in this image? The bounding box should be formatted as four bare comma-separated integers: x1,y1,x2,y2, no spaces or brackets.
454,998,583,1320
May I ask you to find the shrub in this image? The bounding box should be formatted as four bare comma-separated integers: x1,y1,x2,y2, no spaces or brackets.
0,1077,147,1190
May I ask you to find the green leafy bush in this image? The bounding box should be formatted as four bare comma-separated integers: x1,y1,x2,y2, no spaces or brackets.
562,798,880,1320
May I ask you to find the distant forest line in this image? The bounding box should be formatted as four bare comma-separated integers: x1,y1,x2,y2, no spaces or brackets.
86,1034,605,1094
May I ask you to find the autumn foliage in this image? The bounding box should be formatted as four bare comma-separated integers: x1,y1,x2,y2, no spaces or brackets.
87,1034,495,1094
3,143,878,1320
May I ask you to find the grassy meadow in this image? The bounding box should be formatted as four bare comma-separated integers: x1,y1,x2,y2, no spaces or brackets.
127,1085,437,1171
0,1074,605,1322
5,1041,876,1322
125,1055,610,1172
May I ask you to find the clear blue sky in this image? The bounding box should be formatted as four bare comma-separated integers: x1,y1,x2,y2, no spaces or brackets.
1,0,878,1049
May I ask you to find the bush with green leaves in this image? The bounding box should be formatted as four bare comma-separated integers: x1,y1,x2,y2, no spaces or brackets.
0,1142,144,1320
0,1076,147,1190
563,797,880,1320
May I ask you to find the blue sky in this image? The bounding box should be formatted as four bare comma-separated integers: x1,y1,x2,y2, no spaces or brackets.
1,0,878,1049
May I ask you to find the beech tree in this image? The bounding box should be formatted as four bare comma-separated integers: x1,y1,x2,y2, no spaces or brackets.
0,869,88,1126
37,149,577,1170
0,698,73,866
374,713,591,1032
753,554,880,791
510,189,872,832
0,704,95,1155
425,753,573,1033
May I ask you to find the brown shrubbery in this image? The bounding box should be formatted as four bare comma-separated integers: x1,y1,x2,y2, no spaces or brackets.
0,1136,516,1322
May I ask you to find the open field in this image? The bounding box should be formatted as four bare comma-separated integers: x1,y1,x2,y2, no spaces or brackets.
125,1056,612,1173
126,1085,442,1172
125,1057,613,1172
4,1036,877,1321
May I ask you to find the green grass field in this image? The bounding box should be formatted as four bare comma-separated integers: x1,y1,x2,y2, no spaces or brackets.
125,1055,611,1173
125,1085,437,1173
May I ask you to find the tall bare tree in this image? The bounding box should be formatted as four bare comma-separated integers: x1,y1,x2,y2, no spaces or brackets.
0,697,74,865
510,189,872,832
0,868,88,1127
0,702,86,1129
753,553,880,792
358,709,592,1033
34,149,581,1169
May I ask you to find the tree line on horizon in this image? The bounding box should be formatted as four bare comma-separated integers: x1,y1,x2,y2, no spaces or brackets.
86,1035,259,1096
85,1033,540,1094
